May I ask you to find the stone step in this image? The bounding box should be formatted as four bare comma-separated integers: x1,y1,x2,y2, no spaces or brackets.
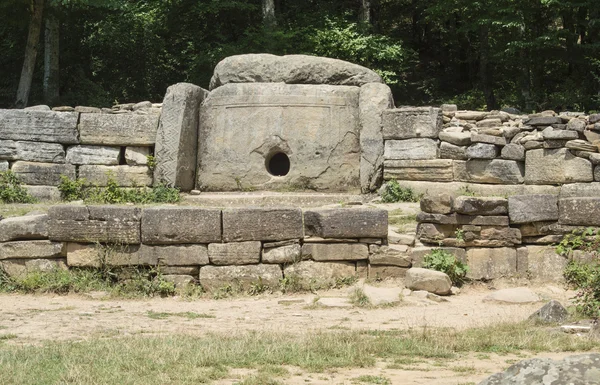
181,192,368,208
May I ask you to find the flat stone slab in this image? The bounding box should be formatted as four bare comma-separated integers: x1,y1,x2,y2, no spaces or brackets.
483,287,541,304
182,192,367,208
361,284,403,306
384,138,439,160
222,208,303,242
304,208,388,239
141,207,222,244
79,113,158,146
11,161,75,185
199,264,283,291
0,140,65,163
382,107,442,139
0,110,78,144
65,145,121,165
508,194,559,224
208,241,261,265
302,243,369,261
78,165,152,187
0,214,49,242
0,240,65,260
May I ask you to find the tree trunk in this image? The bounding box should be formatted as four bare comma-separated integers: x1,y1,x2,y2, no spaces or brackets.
43,11,59,105
479,24,498,110
262,0,276,27
15,0,45,108
360,0,371,25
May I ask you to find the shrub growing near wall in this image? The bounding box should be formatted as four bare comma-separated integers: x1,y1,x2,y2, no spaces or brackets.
380,180,421,203
423,249,469,286
0,171,36,204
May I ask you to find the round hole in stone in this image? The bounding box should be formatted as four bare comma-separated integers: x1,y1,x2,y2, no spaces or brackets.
266,152,290,177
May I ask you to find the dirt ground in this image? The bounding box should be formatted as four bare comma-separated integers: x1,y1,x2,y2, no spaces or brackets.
0,282,589,385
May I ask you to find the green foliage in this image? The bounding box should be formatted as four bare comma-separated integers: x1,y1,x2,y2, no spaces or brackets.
146,155,156,170
57,175,86,201
348,287,371,308
423,249,469,286
555,228,596,257
0,171,36,204
380,180,421,203
247,277,270,296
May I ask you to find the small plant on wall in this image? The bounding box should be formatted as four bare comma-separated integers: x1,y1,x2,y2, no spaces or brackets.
0,171,36,204
380,179,421,203
423,249,469,286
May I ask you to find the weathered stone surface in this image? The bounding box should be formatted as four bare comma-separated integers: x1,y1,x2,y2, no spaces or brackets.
304,208,387,239
0,160,8,171
560,182,600,197
405,268,452,295
302,243,368,261
567,118,587,132
416,222,455,243
0,110,78,143
208,241,261,265
478,354,600,385
141,207,221,244
24,185,61,201
409,246,466,268
11,161,75,185
283,260,356,288
0,214,48,242
453,196,508,216
420,193,453,214
383,159,453,182
471,133,506,146
454,159,524,184
455,111,486,121
501,143,525,161
160,266,199,276
523,141,543,150
66,243,157,267
384,138,438,160
368,265,409,279
154,83,208,191
417,212,509,226
78,165,152,187
124,147,150,166
209,54,382,90
369,245,411,267
439,131,471,146
197,83,360,192
529,300,569,323
542,126,579,140
223,208,303,242
79,113,159,146
262,243,302,264
559,197,600,226
0,258,67,278
466,143,499,159
359,83,394,193
0,140,65,163
566,139,597,152
466,247,517,280
199,264,283,291
507,194,558,224
65,145,120,165
484,287,541,304
382,107,442,139
141,244,209,266
519,245,567,281
525,148,593,184
0,240,64,260
476,118,502,128
439,141,468,160
162,275,196,287
525,116,562,126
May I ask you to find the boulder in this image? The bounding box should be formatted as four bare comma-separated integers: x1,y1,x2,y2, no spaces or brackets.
208,241,261,265
141,207,221,244
405,268,451,295
567,118,587,132
0,140,65,163
222,208,303,242
525,148,593,184
453,196,508,216
78,165,152,187
199,264,283,291
384,138,439,160
508,194,558,224
529,300,569,323
65,145,121,165
79,113,159,146
0,214,48,242
559,197,600,226
11,161,75,185
304,208,387,238
483,287,541,304
0,109,78,144
302,243,369,261
454,159,524,184
420,193,454,214
382,107,442,139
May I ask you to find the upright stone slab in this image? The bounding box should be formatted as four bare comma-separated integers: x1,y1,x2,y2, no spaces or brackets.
222,208,303,242
559,197,600,226
525,148,593,184
382,107,442,139
359,83,394,193
154,83,208,191
0,110,78,143
141,207,222,244
466,247,517,280
383,138,438,160
11,161,75,185
508,194,559,224
303,208,388,238
79,113,159,146
0,140,65,163
65,145,121,165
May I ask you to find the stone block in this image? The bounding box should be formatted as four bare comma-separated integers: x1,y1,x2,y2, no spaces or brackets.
0,214,48,242
501,143,525,161
382,107,442,139
160,267,200,276
439,141,468,160
302,243,368,261
199,264,283,291
304,208,387,238
262,243,302,264
525,116,562,126
508,194,558,224
222,208,303,242
0,140,65,163
384,139,438,160
383,159,453,182
559,197,600,226
124,147,150,166
471,133,506,146
454,159,524,184
416,223,456,242
282,260,356,289
141,207,221,244
542,126,578,140
560,183,600,198
420,193,454,214
0,258,67,278
0,110,78,144
79,113,158,146
368,265,409,279
65,145,120,165
0,240,65,260
466,247,517,280
519,245,568,282
453,196,508,216
525,148,593,184
466,143,499,159
369,245,411,267
359,83,394,193
417,212,509,226
439,131,471,146
78,165,152,187
455,111,486,121
208,241,261,265
162,275,196,287
0,160,7,171
140,244,209,266
66,243,158,267
11,161,75,185
154,83,208,191
24,185,61,201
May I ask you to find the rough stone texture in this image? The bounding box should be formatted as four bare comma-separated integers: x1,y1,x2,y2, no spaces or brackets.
529,300,569,323
525,116,562,126
525,148,593,184
466,143,499,159
0,214,48,242
383,159,453,182
208,241,261,265
520,245,567,282
125,147,150,166
0,240,64,260
11,161,75,185
0,140,65,163
262,243,302,264
162,275,195,287
439,131,471,146
359,83,394,193
222,208,303,242
368,265,409,279
304,208,387,239
483,287,541,304
283,260,356,289
141,207,221,244
66,243,157,267
79,113,159,146
23,186,61,201
0,160,7,171
154,83,208,191
508,194,559,224
559,197,600,226
478,354,600,385
466,248,517,280
382,107,442,139
439,141,468,160
369,245,411,267
141,244,209,266
65,145,120,165
302,243,368,261
197,83,361,192
209,54,382,90
384,138,438,160
199,264,283,291
453,196,508,216
567,118,587,132
409,246,466,268
560,182,600,198
471,133,506,146
501,143,525,161
454,159,524,184
391,180,560,198
0,110,78,144
404,268,452,295
416,213,509,226
0,258,67,278
420,193,454,214
78,165,152,187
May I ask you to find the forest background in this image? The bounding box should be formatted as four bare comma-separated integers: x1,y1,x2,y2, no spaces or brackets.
1,0,599,112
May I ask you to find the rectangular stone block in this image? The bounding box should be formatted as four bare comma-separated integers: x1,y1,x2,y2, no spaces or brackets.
384,138,438,160
416,212,509,226
525,148,593,184
304,208,388,239
199,264,282,291
125,147,150,166
508,194,558,224
454,159,524,184
141,207,222,244
0,110,78,144
282,260,356,289
518,245,568,282
383,159,453,182
382,107,442,139
78,165,152,187
466,247,517,280
79,113,159,146
140,244,209,266
369,245,411,267
439,141,467,160
368,265,409,279
302,243,368,261
66,243,157,267
0,214,48,242
24,185,61,201
559,197,600,226
0,258,67,278
0,140,65,163
65,145,121,165
0,240,65,260
11,161,75,185
222,208,303,242
262,243,302,264
208,241,261,265
453,196,508,216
